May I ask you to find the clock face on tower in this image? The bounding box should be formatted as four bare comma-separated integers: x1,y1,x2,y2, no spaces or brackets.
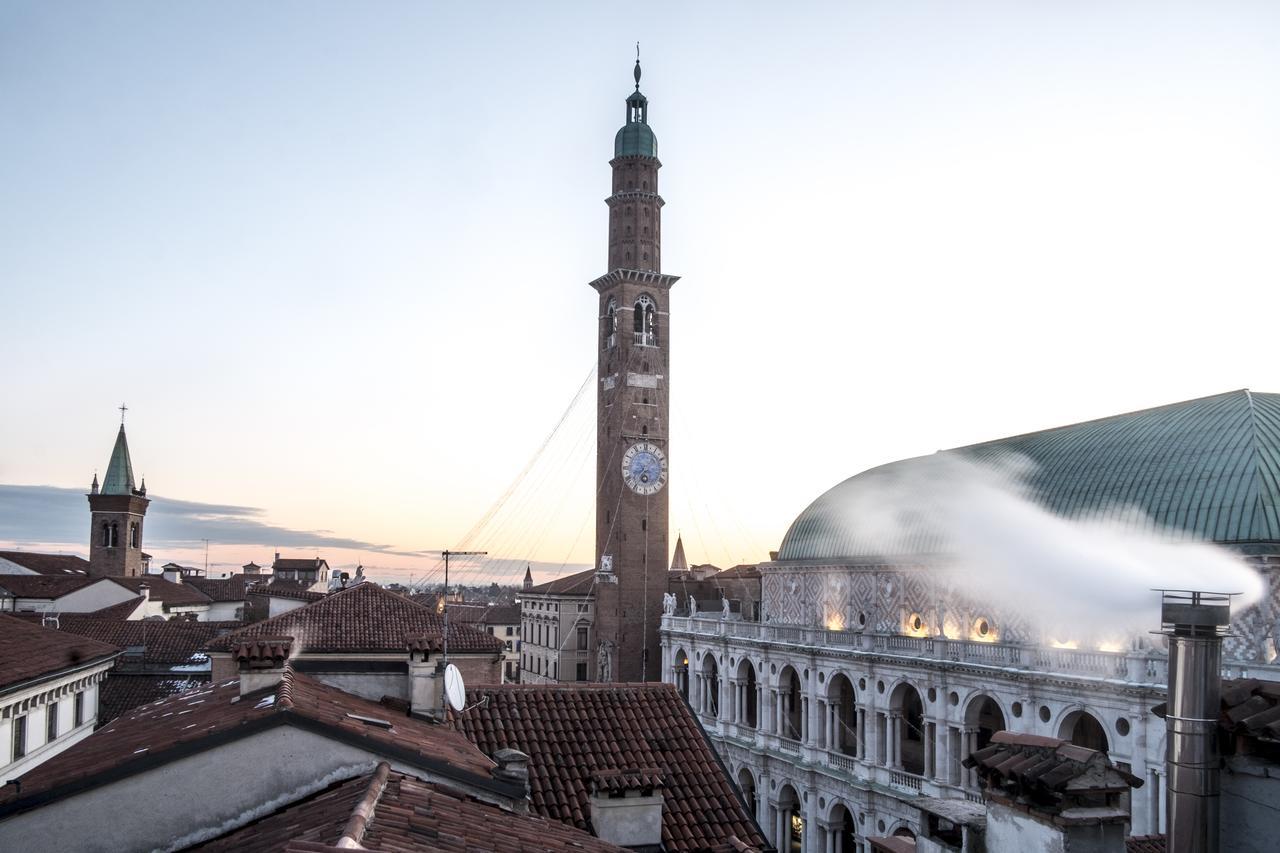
621,441,668,495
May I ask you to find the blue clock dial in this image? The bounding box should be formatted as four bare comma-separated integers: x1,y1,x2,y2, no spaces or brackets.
621,441,668,495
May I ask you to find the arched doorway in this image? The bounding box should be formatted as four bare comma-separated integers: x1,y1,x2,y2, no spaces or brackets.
775,784,803,853
737,767,758,822
1060,709,1109,752
736,658,758,728
826,673,858,756
827,803,857,853
673,649,689,701
889,682,926,775
701,654,720,718
777,666,803,741
965,694,1007,752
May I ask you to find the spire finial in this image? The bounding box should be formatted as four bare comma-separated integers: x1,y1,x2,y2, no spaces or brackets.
634,42,641,90
119,403,128,426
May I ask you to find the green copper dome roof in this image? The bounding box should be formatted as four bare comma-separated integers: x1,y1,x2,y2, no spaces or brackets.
778,390,1280,562
101,425,137,496
615,122,657,158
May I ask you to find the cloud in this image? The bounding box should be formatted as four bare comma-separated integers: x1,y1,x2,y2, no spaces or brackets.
0,484,417,555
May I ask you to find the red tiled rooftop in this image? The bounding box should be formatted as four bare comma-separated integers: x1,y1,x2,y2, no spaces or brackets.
17,614,239,665
0,613,120,693
0,551,90,575
481,604,522,624
0,668,496,815
524,567,596,596
98,674,206,724
208,582,504,655
193,763,627,852
455,682,768,851
186,574,258,602
1127,835,1167,853
0,574,98,599
111,576,213,609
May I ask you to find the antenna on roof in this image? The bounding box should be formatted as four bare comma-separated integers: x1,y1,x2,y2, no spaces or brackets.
428,549,487,670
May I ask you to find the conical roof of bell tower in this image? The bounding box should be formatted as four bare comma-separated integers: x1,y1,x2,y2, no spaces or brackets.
101,425,137,496
615,56,657,158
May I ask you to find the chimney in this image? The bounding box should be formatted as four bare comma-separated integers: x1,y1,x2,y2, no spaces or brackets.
588,768,665,850
42,611,60,630
491,748,530,812
1160,589,1232,853
138,582,150,604
405,633,445,720
234,636,293,696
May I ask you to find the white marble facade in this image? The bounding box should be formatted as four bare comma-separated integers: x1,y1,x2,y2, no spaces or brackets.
662,558,1280,853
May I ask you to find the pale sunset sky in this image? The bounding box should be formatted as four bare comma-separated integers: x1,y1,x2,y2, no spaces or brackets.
2,2,1278,587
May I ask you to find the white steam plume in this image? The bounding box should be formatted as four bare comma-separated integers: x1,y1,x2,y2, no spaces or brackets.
838,454,1267,641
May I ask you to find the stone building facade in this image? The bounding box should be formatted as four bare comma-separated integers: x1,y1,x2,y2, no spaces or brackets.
662,390,1280,853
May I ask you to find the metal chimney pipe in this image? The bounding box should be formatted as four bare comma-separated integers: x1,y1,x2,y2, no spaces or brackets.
1159,589,1232,853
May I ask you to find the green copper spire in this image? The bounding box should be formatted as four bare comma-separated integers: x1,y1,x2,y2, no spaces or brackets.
101,425,137,496
615,53,657,159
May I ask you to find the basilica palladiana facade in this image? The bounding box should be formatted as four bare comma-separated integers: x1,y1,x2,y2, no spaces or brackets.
662,389,1280,852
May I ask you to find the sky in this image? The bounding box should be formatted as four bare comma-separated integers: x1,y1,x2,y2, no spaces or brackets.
2,2,1278,587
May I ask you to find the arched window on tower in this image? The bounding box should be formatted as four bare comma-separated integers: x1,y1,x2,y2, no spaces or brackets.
101,522,111,547
603,298,618,349
108,522,119,548
634,294,657,346
130,522,139,548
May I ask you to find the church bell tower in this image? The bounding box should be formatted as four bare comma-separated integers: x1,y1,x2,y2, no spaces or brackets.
590,57,679,682
87,413,150,577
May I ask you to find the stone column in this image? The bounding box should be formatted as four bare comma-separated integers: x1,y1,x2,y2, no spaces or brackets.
801,695,810,743
963,728,978,788
924,721,935,778
888,714,902,769
856,707,866,759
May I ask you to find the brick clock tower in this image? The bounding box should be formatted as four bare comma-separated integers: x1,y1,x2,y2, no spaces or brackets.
589,58,679,683
87,417,149,577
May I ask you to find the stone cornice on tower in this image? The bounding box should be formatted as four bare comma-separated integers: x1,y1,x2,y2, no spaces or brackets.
587,268,680,294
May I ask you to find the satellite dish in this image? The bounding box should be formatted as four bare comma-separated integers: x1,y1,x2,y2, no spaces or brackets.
444,663,466,712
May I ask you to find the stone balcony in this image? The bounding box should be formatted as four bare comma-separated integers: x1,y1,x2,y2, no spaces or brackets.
662,614,1180,685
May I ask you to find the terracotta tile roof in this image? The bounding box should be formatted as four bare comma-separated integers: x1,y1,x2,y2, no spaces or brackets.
111,576,213,609
714,564,761,580
481,604,522,624
1153,678,1280,748
208,582,503,655
445,603,490,623
98,673,206,724
193,763,628,852
250,581,325,602
273,558,329,573
524,567,597,596
186,574,258,602
1126,835,1167,853
866,837,916,853
0,574,98,599
0,551,90,575
18,614,238,666
0,613,120,694
456,682,768,851
964,731,1142,822
1221,678,1280,744
0,668,497,816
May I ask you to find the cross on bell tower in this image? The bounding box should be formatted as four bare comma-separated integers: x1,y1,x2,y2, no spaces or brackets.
589,55,680,683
